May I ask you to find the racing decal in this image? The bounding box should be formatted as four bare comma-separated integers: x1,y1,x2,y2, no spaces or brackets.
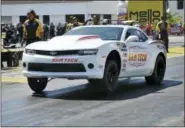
120,44,127,51
129,46,147,52
157,45,165,50
122,62,127,71
123,53,128,57
123,63,126,67
128,53,147,61
127,46,150,67
123,59,127,63
98,65,104,68
128,53,148,67
52,58,78,63
122,68,126,72
121,48,127,52
116,42,121,46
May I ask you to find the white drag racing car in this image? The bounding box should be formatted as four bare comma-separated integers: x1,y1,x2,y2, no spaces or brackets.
22,25,166,93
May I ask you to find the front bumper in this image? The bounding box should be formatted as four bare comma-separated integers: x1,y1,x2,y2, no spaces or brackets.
22,53,105,79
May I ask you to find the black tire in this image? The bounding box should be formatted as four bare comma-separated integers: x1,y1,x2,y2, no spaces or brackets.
145,55,166,85
88,60,119,93
27,78,48,93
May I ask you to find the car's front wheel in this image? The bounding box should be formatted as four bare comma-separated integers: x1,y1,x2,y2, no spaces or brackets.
145,55,166,85
27,78,48,93
88,60,119,93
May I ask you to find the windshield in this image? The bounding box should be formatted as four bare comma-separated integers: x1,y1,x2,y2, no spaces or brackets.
64,27,123,40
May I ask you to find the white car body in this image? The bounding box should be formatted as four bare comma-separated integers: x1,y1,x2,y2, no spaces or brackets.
22,25,166,80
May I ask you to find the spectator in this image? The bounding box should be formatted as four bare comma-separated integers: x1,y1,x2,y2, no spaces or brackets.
156,16,169,52
66,16,73,32
72,17,83,28
49,22,55,38
92,15,99,25
146,22,152,35
16,23,23,43
23,9,43,46
43,24,49,40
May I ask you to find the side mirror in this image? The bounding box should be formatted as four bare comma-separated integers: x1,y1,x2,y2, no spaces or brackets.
125,35,139,43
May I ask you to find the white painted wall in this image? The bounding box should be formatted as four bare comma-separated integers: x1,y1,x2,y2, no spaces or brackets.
1,1,122,25
2,1,120,25
2,1,119,16
168,1,184,21
50,15,65,25
1,16,12,24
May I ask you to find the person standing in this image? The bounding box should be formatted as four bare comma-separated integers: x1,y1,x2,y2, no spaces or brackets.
156,16,169,52
71,17,83,28
92,15,99,25
66,16,74,32
23,10,43,46
49,22,55,39
146,22,152,36
56,23,62,36
43,24,49,40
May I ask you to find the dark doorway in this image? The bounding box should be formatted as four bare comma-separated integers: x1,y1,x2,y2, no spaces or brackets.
19,15,39,23
19,16,27,24
103,14,111,20
43,15,50,25
65,15,85,23
36,15,39,19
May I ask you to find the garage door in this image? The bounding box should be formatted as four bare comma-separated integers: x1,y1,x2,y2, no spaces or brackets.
1,16,12,24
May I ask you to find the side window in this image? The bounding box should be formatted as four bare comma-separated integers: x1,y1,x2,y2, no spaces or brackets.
136,30,148,42
125,29,138,40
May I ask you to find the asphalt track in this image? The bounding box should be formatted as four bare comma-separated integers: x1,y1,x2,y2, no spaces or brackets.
1,56,184,127
1,36,184,127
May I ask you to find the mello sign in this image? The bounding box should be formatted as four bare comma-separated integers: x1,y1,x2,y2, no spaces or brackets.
128,0,164,23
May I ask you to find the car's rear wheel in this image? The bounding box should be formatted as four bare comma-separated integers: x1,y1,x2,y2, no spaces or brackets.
88,60,119,93
145,55,166,85
27,78,48,93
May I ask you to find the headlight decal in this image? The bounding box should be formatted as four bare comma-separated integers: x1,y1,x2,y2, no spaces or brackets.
78,49,98,55
25,49,36,55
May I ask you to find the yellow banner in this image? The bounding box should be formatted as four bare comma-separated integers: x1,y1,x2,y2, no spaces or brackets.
128,0,164,24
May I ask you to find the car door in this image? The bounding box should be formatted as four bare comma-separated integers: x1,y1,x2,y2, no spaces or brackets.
121,28,151,77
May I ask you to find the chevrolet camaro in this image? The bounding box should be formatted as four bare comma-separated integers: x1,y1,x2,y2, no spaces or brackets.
22,25,166,93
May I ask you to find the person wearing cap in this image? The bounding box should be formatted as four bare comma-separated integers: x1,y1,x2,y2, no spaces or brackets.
92,15,99,25
156,16,169,52
72,17,83,28
66,16,74,32
23,10,43,46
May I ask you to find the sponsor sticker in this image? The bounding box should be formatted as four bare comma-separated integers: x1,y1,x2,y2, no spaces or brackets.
121,48,127,52
98,65,104,68
157,45,165,50
123,63,126,67
52,58,78,63
128,53,147,61
123,53,127,57
128,53,148,67
122,68,126,71
122,43,127,48
123,59,127,63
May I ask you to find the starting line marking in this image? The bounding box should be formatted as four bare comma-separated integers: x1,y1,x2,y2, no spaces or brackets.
2,77,27,83
1,47,184,83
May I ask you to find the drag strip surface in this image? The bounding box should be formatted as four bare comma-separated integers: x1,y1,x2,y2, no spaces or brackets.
1,56,184,126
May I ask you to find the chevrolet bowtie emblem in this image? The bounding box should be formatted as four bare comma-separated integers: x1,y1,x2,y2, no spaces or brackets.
50,51,57,55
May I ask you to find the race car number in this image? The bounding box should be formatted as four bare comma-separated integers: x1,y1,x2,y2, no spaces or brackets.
128,53,147,61
52,58,78,63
